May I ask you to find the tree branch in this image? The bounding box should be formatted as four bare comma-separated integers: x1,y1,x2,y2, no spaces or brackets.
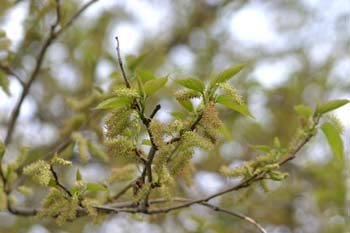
115,36,130,88
4,0,99,146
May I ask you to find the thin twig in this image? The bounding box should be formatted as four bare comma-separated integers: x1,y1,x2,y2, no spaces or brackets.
115,37,130,88
55,0,99,37
150,104,161,119
4,0,99,146
200,202,267,233
0,64,25,87
50,165,72,197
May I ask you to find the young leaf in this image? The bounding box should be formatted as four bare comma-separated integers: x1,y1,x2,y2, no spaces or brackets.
95,97,132,110
218,124,234,140
126,53,146,71
178,99,194,112
141,139,152,146
86,182,108,192
76,169,82,181
0,71,10,95
210,64,244,86
144,76,168,96
216,95,253,118
294,105,312,118
171,111,187,119
176,78,205,93
315,99,349,115
321,122,343,160
249,144,271,153
136,69,156,82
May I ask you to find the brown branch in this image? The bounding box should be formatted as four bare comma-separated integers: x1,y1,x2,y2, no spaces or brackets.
50,165,72,197
55,0,99,37
115,36,130,88
200,202,267,233
150,104,161,119
0,64,25,87
4,0,99,146
96,197,266,233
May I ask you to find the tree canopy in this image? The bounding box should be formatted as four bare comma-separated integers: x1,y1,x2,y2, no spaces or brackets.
0,0,349,232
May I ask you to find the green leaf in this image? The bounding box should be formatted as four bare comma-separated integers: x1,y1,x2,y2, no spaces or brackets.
136,69,156,82
95,97,132,110
294,105,312,118
0,38,11,50
315,99,349,115
126,53,146,71
144,76,168,96
321,122,343,160
249,145,271,153
178,99,194,112
141,139,152,146
211,64,244,86
218,124,233,140
76,169,82,181
88,141,109,162
86,182,108,192
0,71,10,95
171,111,187,119
176,78,205,93
216,95,254,118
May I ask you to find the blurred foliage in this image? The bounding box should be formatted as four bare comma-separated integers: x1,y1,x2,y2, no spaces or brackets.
0,0,349,233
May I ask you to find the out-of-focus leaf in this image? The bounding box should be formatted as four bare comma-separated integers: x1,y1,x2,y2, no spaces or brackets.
126,54,146,71
171,111,187,119
178,99,194,112
321,122,343,160
176,78,205,93
294,105,312,118
249,144,271,153
95,97,132,110
0,71,10,95
136,69,156,82
210,64,244,86
76,169,82,181
0,38,11,50
144,76,168,96
141,139,152,146
218,124,233,140
86,182,108,192
216,95,253,118
315,99,349,115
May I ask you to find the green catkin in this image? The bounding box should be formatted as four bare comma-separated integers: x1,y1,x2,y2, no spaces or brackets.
39,189,79,225
174,89,201,101
104,136,135,158
114,87,140,98
23,160,52,186
82,198,98,217
218,83,244,105
133,182,151,202
202,102,222,129
59,114,87,136
179,163,195,187
154,144,174,172
17,186,33,196
52,153,72,166
105,108,132,139
149,120,169,147
72,133,89,162
108,164,137,183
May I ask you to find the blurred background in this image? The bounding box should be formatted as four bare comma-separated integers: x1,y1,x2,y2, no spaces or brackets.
0,0,349,232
